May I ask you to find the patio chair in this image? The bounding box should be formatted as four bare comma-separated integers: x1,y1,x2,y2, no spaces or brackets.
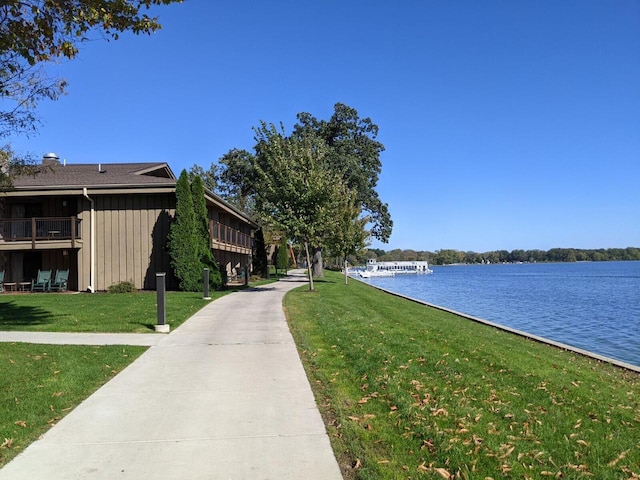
31,270,52,292
50,269,69,292
0,270,4,293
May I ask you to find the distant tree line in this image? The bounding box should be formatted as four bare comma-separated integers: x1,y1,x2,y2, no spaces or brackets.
355,247,640,266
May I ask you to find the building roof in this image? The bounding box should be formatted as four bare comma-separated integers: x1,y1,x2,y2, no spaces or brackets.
8,160,258,226
12,162,176,188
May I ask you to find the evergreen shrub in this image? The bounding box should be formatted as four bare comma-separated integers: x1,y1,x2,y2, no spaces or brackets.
107,280,137,294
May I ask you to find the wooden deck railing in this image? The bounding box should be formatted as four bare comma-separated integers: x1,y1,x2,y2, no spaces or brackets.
0,217,81,248
210,221,251,251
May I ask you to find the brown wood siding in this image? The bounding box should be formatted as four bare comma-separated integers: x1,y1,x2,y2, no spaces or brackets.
92,193,175,291
4,189,252,292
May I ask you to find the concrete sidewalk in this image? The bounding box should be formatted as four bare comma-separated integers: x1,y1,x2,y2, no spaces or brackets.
0,271,343,479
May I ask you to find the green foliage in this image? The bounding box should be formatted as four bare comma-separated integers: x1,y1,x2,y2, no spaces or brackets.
1,0,182,139
293,103,393,242
107,280,136,294
217,103,392,244
276,236,289,273
324,189,369,261
188,163,218,192
216,104,391,280
285,271,640,479
252,228,269,277
168,170,201,291
251,123,346,245
213,148,257,214
190,175,222,290
0,145,39,193
169,170,222,292
370,247,640,265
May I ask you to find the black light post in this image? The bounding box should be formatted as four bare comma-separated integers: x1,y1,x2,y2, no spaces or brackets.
155,272,169,333
203,268,211,300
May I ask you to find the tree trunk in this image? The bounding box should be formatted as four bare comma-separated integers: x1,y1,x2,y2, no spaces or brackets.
344,259,349,285
312,247,324,277
304,241,314,291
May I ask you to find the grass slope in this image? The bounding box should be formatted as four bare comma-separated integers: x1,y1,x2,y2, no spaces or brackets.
285,272,640,480
0,343,146,466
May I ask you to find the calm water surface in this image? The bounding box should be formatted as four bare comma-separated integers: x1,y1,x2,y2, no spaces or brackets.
357,261,640,367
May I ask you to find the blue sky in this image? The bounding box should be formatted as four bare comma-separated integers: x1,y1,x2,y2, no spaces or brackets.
7,1,640,252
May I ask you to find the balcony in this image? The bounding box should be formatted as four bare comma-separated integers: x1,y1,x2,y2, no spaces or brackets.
210,221,252,254
0,217,82,250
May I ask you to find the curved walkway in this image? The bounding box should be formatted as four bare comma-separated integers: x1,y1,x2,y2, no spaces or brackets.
0,270,343,480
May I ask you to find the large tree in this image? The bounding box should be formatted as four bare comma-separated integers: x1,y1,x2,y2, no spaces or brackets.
293,103,392,242
216,103,392,277
0,0,182,139
247,122,349,291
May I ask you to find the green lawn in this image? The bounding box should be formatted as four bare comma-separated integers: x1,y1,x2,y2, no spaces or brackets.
0,343,146,466
0,291,228,333
284,271,640,480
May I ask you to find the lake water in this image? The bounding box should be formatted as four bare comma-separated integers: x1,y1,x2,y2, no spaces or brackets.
354,261,640,367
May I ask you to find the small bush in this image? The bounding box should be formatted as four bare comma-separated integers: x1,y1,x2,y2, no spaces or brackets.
107,280,137,294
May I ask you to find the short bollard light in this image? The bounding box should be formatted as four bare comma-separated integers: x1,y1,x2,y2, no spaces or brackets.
203,267,211,300
155,272,170,333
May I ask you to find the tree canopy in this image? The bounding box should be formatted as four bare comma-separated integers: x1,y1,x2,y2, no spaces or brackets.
248,122,350,289
209,104,392,281
207,121,361,289
0,0,181,139
361,246,640,266
292,103,392,242
167,170,222,292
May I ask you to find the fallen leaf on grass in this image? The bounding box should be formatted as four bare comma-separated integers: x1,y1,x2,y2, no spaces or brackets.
1,438,13,449
14,421,27,428
421,439,435,453
434,467,452,478
499,444,515,459
352,458,361,469
52,391,64,398
607,449,630,466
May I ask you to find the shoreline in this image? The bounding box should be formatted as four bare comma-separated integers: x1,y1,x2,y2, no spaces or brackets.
352,275,640,373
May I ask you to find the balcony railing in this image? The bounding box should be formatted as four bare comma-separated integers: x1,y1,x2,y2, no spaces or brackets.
210,221,251,251
0,217,81,248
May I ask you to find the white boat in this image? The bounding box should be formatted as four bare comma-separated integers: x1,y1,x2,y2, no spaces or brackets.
359,269,395,278
359,259,433,278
